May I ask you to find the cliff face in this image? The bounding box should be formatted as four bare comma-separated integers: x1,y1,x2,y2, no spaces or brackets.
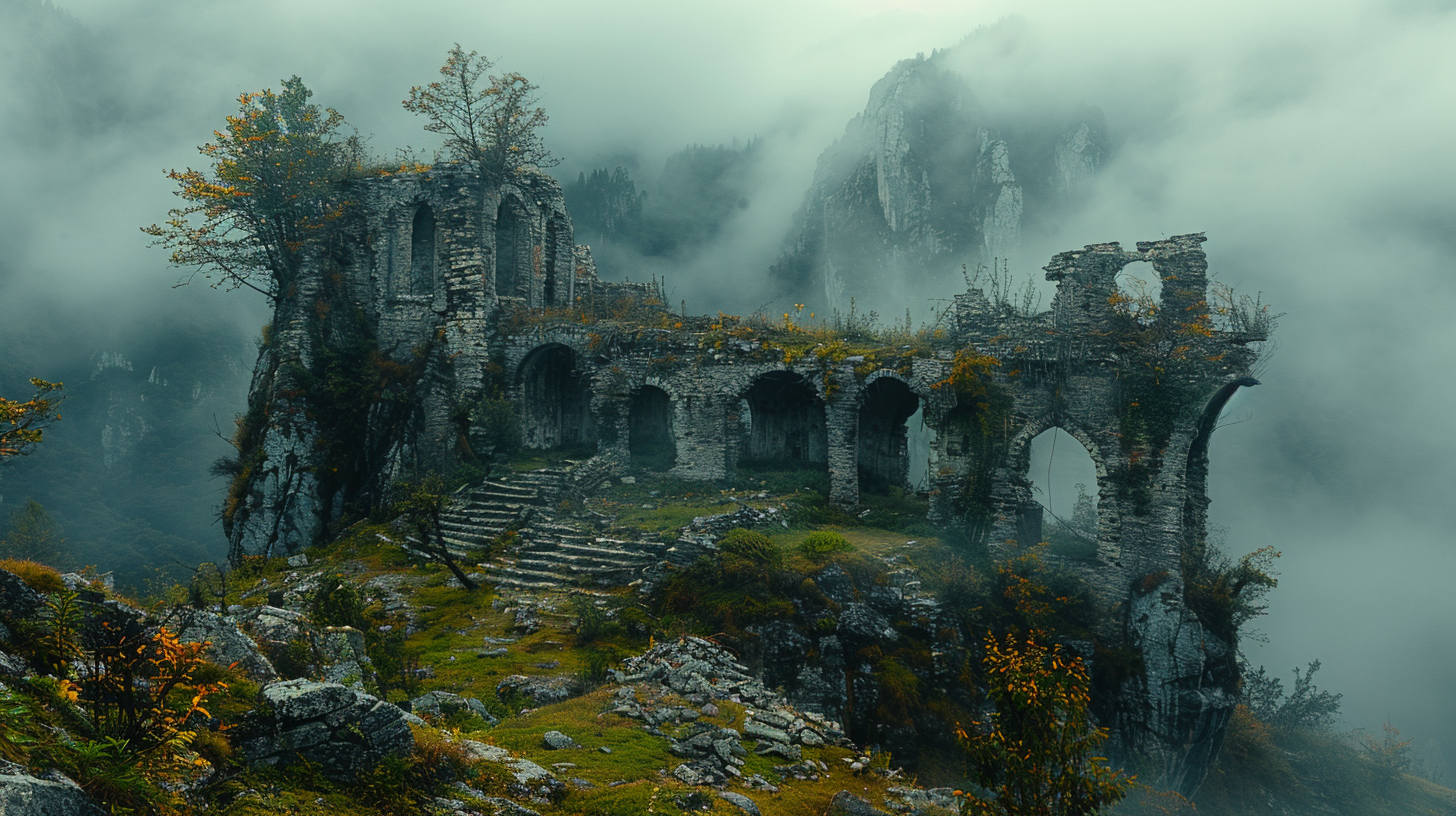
770,55,1107,314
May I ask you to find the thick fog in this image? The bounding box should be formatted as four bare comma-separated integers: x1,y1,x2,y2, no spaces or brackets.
2,0,1454,777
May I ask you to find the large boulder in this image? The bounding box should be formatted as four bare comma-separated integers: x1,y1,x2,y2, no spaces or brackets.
0,763,105,815
172,609,278,682
242,679,414,780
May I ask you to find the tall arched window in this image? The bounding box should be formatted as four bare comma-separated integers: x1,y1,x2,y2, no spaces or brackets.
410,205,436,295
495,201,520,299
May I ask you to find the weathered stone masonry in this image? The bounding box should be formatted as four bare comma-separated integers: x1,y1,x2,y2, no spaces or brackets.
227,166,1268,797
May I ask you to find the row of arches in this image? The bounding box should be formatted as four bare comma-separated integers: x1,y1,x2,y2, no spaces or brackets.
512,345,928,490
510,342,1255,559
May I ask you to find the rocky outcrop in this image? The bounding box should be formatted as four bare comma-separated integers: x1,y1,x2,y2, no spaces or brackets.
769,53,1106,313
173,608,279,682
0,763,106,816
1121,584,1238,797
242,679,414,780
234,605,374,690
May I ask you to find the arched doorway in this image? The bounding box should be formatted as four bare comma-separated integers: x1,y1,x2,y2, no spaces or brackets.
857,377,920,493
743,371,827,466
495,201,521,300
629,385,675,470
1027,427,1099,557
517,344,594,450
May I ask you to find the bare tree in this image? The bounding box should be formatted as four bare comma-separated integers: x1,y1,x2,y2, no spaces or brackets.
403,44,558,181
394,475,478,590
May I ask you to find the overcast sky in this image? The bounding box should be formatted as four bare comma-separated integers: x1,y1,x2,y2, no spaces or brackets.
2,0,1454,775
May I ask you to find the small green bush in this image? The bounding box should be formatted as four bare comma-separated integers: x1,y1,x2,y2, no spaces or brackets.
469,396,521,456
797,531,852,562
718,528,779,565
309,574,367,629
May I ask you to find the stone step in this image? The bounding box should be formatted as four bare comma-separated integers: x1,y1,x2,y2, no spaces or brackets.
440,513,519,528
517,551,654,573
472,480,540,499
439,523,512,540
488,564,571,587
543,540,663,562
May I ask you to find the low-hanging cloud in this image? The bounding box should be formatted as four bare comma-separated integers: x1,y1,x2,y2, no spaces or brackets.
3,0,1455,774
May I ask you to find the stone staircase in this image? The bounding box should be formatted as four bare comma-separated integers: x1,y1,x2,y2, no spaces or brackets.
436,467,666,590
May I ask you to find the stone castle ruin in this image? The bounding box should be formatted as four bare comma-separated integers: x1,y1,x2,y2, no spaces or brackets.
226,165,1270,795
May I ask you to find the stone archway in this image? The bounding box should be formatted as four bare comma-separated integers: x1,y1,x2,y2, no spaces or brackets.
857,376,920,493
517,344,595,450
629,385,675,470
743,371,827,466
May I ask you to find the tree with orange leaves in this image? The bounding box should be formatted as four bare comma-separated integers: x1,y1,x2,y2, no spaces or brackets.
958,630,1131,815
143,76,362,304
0,378,62,460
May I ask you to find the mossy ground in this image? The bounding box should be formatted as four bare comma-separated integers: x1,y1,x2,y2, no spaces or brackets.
5,467,1453,815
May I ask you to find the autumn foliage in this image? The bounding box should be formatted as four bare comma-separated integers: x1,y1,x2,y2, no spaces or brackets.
0,378,62,459
958,631,1131,815
142,76,362,302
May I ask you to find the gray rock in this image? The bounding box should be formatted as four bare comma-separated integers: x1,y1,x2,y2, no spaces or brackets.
237,605,311,645
316,626,373,689
827,790,894,816
837,603,899,642
242,679,414,780
743,718,790,745
0,570,44,629
754,741,802,761
542,730,578,750
0,650,29,680
0,766,106,815
496,674,579,707
411,690,497,726
718,791,763,816
672,763,704,786
480,797,541,816
174,608,278,682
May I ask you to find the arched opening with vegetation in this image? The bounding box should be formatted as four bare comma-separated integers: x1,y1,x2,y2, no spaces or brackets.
495,200,522,300
628,385,675,470
742,371,826,467
410,205,436,295
517,344,595,451
857,377,920,493
1114,260,1162,324
1027,427,1099,558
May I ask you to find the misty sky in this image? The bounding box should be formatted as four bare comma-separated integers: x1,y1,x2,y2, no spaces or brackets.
2,0,1455,773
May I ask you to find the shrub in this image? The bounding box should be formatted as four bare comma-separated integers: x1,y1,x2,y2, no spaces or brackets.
797,530,852,562
468,396,521,456
310,573,368,629
718,528,779,565
0,557,65,593
958,631,1131,815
